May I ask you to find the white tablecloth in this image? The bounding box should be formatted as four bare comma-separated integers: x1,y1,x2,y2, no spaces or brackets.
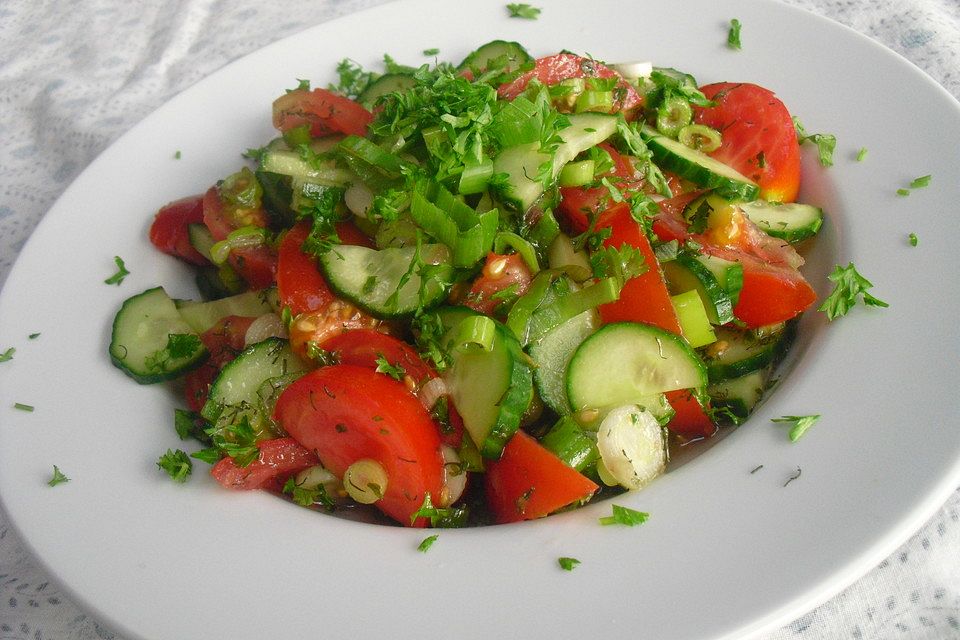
1,1,958,638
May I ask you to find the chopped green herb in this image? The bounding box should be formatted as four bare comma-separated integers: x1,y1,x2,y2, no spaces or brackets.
818,262,889,320
792,117,836,167
772,414,821,442
783,466,802,487
328,59,374,99
599,504,649,526
423,48,440,56
910,174,932,189
191,448,221,465
727,18,743,50
0,347,14,363
558,557,581,571
896,188,910,197
750,464,764,474
28,333,40,340
375,355,406,381
282,477,335,509
104,256,130,285
13,403,34,412
507,3,541,19
590,244,647,287
144,333,203,374
909,232,919,247
174,150,182,159
287,78,311,93
48,465,70,487
410,492,469,528
418,534,440,552
856,147,868,162
157,449,193,482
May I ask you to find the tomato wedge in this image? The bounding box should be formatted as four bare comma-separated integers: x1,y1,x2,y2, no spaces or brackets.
558,143,645,234
485,431,598,523
665,390,717,439
277,222,336,316
149,195,208,265
694,83,801,203
183,315,257,412
201,186,276,290
465,253,533,316
498,53,642,113
323,329,436,390
273,88,373,138
211,437,319,491
273,365,446,527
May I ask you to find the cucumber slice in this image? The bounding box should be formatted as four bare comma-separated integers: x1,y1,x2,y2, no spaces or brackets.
441,316,533,459
641,126,760,201
663,250,736,325
566,322,707,411
260,149,352,186
177,290,278,334
708,368,768,424
457,40,532,74
739,200,824,242
530,308,599,415
319,244,453,319
109,287,208,384
493,113,618,212
704,324,794,382
201,338,310,439
357,73,416,108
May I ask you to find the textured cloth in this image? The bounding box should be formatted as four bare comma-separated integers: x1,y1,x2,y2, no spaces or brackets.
0,1,958,639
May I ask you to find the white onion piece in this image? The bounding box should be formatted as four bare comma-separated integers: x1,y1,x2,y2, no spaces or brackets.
439,445,467,507
244,313,287,346
344,183,374,218
596,405,666,490
609,61,654,81
417,376,448,411
343,459,389,504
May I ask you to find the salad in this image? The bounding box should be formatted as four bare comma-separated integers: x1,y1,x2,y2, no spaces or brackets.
109,40,821,527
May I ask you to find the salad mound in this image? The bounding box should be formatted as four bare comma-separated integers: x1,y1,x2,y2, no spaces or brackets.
110,40,821,527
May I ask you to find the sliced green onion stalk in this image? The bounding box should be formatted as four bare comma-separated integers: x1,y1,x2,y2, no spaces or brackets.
338,135,405,178
527,208,561,251
505,271,557,344
526,277,620,343
557,159,596,187
451,315,497,353
671,289,716,348
656,96,693,138
209,226,268,265
677,124,722,153
547,233,592,282
494,231,540,274
343,459,388,504
575,90,614,113
458,159,495,195
540,416,599,472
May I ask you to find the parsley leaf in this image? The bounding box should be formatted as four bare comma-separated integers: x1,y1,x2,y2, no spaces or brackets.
856,147,868,162
598,504,650,526
0,347,14,363
409,492,469,528
328,59,373,99
909,232,919,247
910,174,932,189
507,3,541,19
558,557,581,571
792,117,836,167
727,18,743,50
418,534,440,552
13,403,34,412
375,355,406,381
157,449,193,482
590,244,647,286
48,465,70,487
771,414,821,442
104,256,130,285
818,262,889,320
144,333,203,374
423,48,440,56
282,476,336,509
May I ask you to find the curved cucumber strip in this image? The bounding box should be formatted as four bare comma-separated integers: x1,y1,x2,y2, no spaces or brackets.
704,324,794,382
707,368,768,425
457,40,531,73
176,289,277,334
641,126,759,201
663,251,735,325
441,317,533,459
109,287,208,384
566,322,707,411
320,243,453,319
530,309,599,415
739,200,824,242
357,73,417,109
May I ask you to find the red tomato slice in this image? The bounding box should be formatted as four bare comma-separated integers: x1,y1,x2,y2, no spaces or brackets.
149,195,208,265
465,253,533,316
277,223,335,316
334,220,375,248
558,143,644,234
272,88,373,138
665,389,717,439
273,365,446,527
596,205,683,334
498,53,642,113
201,185,276,290
211,437,319,491
484,431,598,523
183,315,257,411
694,83,801,203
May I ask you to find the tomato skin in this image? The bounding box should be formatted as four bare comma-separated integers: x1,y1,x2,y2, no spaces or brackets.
201,186,276,290
694,83,801,203
323,329,436,389
149,196,208,265
665,390,717,439
711,249,817,327
277,223,336,316
558,143,645,234
272,88,373,138
498,53,642,113
211,437,319,491
484,431,598,523
183,315,257,412
273,365,446,527
334,220,375,248
465,253,533,316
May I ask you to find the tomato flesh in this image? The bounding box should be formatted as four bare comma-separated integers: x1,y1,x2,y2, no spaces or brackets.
149,195,208,265
485,431,598,523
211,437,319,491
277,223,336,316
273,365,446,527
183,315,257,412
465,253,533,317
273,88,373,138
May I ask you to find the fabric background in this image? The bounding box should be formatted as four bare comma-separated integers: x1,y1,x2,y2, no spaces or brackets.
0,1,958,638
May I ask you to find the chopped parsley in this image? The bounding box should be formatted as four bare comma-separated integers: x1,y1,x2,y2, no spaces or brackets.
144,333,203,374
174,150,182,159
157,449,193,482
856,147,868,162
599,504,649,526
792,117,836,167
910,174,932,189
589,244,647,287
558,557,581,571
423,48,440,56
282,476,336,509
783,466,802,487
48,465,70,487
28,333,40,340
507,3,541,19
418,534,440,552
375,355,406,381
410,492,469,527
727,18,743,50
104,256,130,285
896,188,911,197
0,347,14,363
771,414,821,442
909,232,919,247
818,262,888,320
13,403,34,412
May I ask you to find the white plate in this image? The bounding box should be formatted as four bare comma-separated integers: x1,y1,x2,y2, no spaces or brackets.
1,1,959,639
